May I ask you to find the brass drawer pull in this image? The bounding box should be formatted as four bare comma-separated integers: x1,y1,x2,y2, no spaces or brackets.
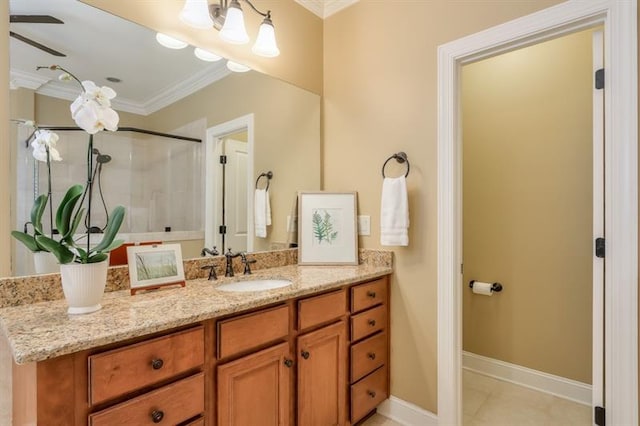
367,291,377,298
368,319,376,327
151,409,164,423
151,358,164,370
367,352,376,360
284,359,294,368
367,390,376,398
301,350,310,360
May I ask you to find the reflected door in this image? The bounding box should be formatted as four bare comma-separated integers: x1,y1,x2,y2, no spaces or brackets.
224,138,248,252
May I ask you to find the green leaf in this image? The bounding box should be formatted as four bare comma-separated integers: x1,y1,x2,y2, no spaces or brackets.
30,194,49,235
91,206,125,253
63,207,85,244
35,235,75,264
86,253,108,264
11,231,40,252
56,185,84,237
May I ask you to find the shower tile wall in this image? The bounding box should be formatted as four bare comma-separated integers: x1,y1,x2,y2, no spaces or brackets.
14,128,203,274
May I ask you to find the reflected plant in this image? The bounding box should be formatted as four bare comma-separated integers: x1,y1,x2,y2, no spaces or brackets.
11,65,125,264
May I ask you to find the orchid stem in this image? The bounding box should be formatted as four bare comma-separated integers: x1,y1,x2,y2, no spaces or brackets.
87,134,93,257
46,148,53,239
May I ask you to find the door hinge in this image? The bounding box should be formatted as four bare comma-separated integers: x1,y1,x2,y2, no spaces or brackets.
595,406,605,426
595,237,605,258
219,225,227,235
595,68,605,90
461,263,464,274
219,155,227,164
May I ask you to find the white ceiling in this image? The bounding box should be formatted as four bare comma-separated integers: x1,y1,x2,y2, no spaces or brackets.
294,0,359,19
9,0,230,116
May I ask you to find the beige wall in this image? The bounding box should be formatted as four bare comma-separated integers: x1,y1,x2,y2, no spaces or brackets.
0,0,9,276
462,30,593,384
146,71,321,252
323,0,563,412
81,0,323,95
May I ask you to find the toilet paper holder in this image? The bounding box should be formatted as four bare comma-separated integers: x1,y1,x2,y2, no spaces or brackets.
469,280,503,293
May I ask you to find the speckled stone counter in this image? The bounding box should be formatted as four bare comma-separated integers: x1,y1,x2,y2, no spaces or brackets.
0,249,392,364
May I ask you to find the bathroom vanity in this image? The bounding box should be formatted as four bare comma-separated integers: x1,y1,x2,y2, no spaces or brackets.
0,250,392,426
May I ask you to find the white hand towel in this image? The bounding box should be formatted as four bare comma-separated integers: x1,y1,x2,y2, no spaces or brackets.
254,188,271,238
380,176,409,246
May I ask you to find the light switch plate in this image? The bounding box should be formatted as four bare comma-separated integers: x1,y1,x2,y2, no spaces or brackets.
357,215,371,236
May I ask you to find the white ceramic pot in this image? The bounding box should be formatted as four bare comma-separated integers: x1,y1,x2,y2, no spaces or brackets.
59,260,109,315
32,251,59,274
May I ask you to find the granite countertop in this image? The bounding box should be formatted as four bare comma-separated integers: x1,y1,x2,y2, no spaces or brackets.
0,263,392,364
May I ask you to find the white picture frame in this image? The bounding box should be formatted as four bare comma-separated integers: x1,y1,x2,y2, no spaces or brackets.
298,191,358,265
126,243,186,294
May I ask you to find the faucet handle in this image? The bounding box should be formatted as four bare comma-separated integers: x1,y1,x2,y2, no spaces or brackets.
241,255,257,275
200,265,218,281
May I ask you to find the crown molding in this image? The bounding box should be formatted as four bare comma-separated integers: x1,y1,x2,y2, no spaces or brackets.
9,63,231,116
295,0,358,19
9,69,50,91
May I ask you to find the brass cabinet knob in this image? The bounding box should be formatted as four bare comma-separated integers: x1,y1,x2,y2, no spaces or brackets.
368,319,376,327
301,350,310,360
367,291,376,298
367,390,376,398
284,359,294,368
151,358,164,370
367,352,376,360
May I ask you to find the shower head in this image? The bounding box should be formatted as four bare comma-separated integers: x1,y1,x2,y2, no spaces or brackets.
96,154,112,164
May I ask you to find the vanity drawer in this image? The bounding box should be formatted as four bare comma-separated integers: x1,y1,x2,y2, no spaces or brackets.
298,289,347,330
89,326,204,405
218,304,289,359
184,417,205,426
351,305,386,342
351,278,387,313
350,366,388,424
350,332,387,382
89,373,204,426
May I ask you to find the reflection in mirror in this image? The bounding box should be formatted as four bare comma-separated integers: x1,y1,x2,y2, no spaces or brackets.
8,0,320,276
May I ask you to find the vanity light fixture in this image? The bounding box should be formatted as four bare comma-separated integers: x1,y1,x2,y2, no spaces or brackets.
180,0,280,58
226,60,251,73
179,0,214,29
194,47,223,61
155,33,189,49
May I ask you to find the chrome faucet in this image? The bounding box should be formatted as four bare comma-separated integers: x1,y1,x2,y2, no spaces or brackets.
225,248,242,277
201,246,219,257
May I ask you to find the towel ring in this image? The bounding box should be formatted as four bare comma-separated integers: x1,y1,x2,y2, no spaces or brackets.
382,152,410,178
255,171,273,190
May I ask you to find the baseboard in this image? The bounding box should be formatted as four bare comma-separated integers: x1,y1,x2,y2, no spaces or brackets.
462,351,592,405
376,395,438,426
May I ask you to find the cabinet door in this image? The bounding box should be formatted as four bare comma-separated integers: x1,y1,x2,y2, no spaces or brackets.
217,342,292,426
297,321,347,426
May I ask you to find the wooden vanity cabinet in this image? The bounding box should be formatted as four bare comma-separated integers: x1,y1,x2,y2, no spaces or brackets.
12,275,390,426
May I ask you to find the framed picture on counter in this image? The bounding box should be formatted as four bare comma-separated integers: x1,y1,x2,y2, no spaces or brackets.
127,243,186,295
298,191,358,265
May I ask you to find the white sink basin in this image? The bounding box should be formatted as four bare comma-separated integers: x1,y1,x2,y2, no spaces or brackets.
215,279,292,292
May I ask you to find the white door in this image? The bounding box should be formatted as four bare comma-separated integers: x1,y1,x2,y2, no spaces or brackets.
224,138,248,252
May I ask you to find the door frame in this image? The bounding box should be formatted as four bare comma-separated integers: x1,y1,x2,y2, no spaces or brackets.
436,1,637,425
205,114,255,253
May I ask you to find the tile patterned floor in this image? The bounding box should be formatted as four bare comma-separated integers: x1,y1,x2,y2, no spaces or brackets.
463,370,592,425
362,370,591,425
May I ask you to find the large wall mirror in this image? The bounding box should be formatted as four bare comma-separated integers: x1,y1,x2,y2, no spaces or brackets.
8,0,321,276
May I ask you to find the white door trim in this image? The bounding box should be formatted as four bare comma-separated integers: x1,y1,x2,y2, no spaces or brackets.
205,114,255,253
436,1,637,425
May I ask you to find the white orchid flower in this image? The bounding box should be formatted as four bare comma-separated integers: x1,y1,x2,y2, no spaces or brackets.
70,96,119,134
81,80,116,108
58,73,72,82
30,129,62,162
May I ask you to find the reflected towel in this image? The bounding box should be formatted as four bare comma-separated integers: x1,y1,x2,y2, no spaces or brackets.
255,188,271,238
380,176,409,246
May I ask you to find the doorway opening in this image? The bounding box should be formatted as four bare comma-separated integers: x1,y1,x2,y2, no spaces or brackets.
437,2,637,425
460,27,599,425
205,114,255,254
